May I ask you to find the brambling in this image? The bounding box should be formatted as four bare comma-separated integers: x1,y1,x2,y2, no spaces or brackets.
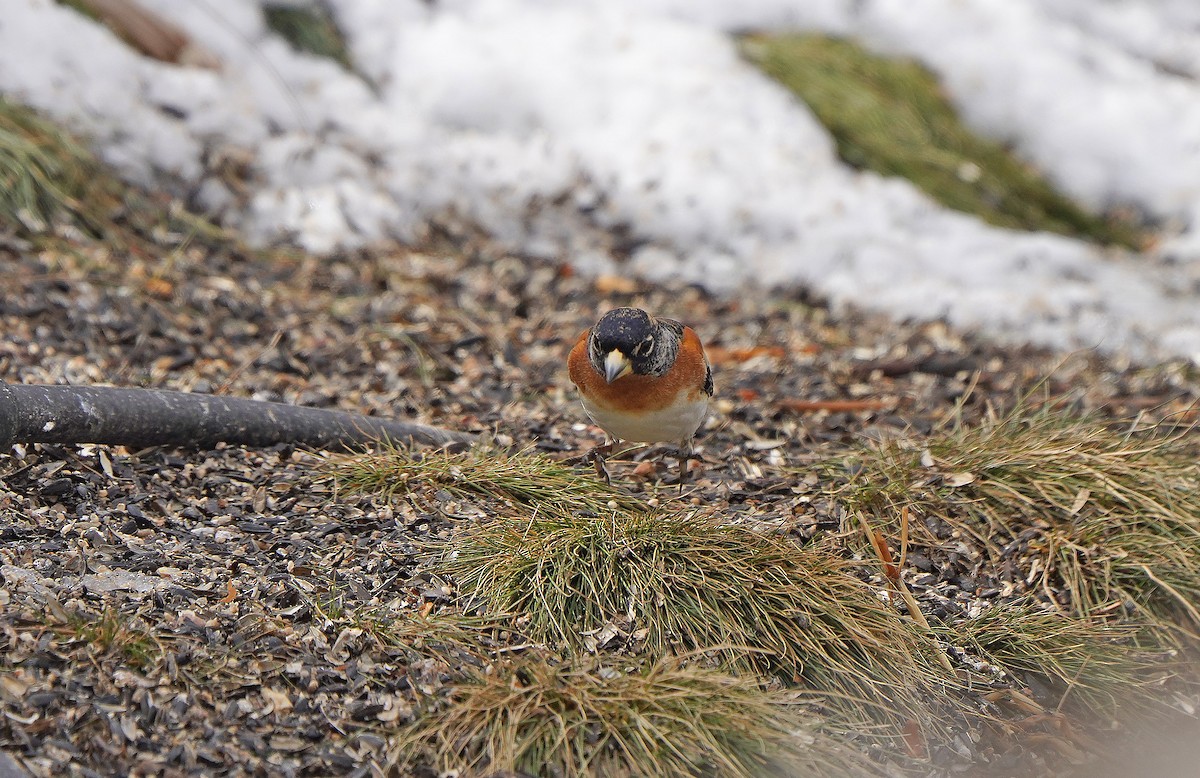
568,307,713,488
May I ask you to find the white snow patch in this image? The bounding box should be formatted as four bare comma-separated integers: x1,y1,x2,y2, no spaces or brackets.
1,0,1198,362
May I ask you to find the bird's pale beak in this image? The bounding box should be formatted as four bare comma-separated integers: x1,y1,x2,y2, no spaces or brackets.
604,350,632,383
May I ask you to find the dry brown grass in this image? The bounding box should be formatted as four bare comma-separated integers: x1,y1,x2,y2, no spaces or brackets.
831,401,1200,644
442,506,952,735
395,654,873,777
330,442,644,515
949,599,1170,716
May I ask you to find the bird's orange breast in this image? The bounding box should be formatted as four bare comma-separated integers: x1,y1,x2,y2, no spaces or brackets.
567,326,710,413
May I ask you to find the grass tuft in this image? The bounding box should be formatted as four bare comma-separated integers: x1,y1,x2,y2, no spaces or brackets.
0,96,228,254
329,442,644,515
0,96,107,237
331,444,958,732
832,401,1200,643
395,654,870,778
65,606,162,671
948,600,1168,716
442,508,947,732
263,3,354,72
741,34,1144,248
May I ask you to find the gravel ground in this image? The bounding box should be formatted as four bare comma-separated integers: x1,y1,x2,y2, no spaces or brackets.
2,222,1199,776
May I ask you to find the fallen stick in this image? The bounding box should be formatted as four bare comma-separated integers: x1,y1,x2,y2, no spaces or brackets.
0,384,474,452
72,0,221,68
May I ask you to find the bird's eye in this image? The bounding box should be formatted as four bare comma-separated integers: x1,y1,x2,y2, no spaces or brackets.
590,337,603,358
633,334,655,357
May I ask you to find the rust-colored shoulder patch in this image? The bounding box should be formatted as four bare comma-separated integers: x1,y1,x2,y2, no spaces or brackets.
677,326,713,401
567,328,594,391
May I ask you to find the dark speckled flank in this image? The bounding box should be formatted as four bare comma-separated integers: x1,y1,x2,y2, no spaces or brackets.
588,308,681,378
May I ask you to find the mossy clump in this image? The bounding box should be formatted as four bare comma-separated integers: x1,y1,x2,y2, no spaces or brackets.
742,34,1145,248
264,3,354,72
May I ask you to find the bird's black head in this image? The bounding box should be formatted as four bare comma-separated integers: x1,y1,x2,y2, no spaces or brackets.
588,307,678,381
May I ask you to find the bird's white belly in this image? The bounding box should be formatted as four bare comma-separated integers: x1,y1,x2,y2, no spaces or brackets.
580,396,709,444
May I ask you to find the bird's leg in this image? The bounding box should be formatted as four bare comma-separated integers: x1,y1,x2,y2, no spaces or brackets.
590,437,619,484
593,451,612,485
676,440,694,493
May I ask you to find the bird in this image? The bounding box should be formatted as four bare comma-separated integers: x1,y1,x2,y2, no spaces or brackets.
567,307,713,488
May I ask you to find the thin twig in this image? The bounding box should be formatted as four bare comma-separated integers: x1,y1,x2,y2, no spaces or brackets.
857,509,956,674
779,399,893,413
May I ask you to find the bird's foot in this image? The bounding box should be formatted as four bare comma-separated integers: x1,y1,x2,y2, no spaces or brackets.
592,451,612,485
583,440,619,485
675,444,702,494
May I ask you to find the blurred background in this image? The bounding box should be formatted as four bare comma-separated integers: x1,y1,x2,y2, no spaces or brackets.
3,0,1199,363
